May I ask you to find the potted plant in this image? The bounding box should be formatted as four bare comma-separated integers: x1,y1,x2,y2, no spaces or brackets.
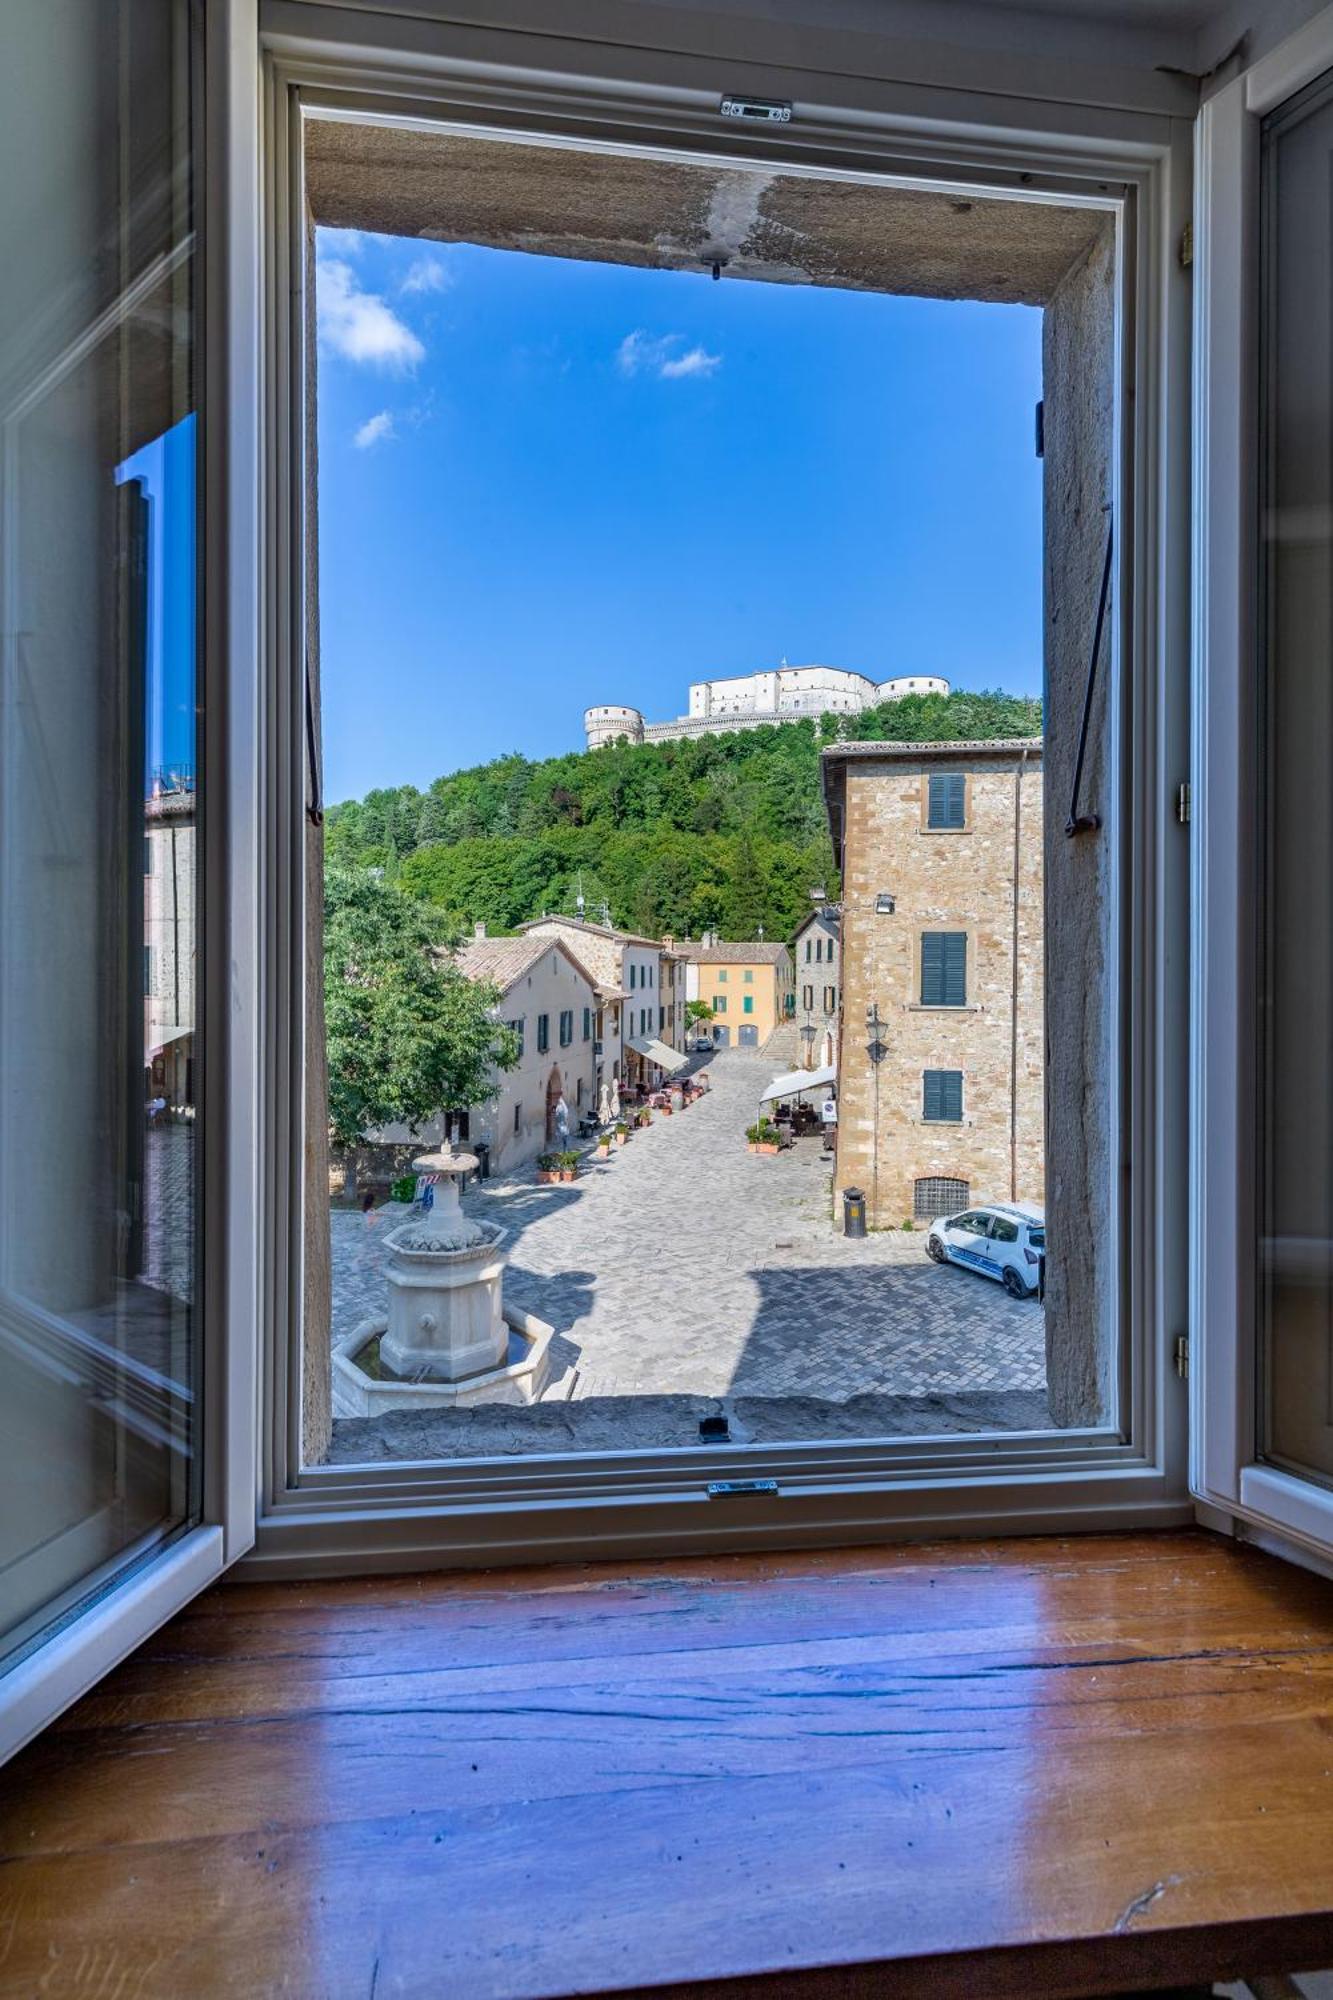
614,1121,629,1148
536,1151,561,1184
596,1129,612,1160
746,1118,781,1156
557,1149,580,1183
637,1107,652,1129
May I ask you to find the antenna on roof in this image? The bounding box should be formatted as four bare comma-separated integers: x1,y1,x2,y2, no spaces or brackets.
575,872,586,919
757,923,765,939
600,899,612,926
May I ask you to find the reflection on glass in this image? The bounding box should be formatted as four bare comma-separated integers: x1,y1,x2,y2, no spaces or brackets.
0,0,199,1670
1259,71,1333,1490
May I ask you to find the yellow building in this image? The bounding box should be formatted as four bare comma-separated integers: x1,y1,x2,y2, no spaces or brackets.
675,935,795,1049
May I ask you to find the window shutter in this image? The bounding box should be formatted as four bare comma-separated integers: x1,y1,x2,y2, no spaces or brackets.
928,771,967,829
923,1070,941,1120
943,933,966,1005
921,933,967,1006
943,1070,963,1120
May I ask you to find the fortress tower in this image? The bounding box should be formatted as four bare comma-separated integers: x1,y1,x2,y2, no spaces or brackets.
584,704,645,749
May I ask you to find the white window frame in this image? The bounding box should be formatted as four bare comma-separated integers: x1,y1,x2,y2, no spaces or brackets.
1191,6,1333,1562
243,4,1195,1577
0,0,261,1762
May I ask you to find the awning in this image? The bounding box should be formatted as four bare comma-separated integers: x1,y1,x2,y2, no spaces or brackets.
628,1035,688,1074
760,1061,836,1105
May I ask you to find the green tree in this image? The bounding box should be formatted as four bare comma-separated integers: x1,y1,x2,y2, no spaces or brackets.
323,867,518,1147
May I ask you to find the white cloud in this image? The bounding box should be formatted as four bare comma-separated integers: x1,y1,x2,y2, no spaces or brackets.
317,259,425,371
353,410,395,449
401,255,451,295
616,330,721,381
659,345,722,379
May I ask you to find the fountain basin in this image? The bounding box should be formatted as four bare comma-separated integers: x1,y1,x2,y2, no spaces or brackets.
332,1302,554,1417
379,1217,510,1382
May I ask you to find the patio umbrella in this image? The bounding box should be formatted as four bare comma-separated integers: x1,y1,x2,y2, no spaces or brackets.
598,1082,612,1124
610,1078,621,1120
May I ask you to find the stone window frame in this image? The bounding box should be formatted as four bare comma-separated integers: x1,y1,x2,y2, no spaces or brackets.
921,1068,965,1124
911,926,978,1012
919,771,973,834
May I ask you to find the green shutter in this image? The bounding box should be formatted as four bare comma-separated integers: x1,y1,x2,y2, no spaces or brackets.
923,1069,963,1121
921,933,966,1006
928,771,966,829
923,1070,941,1120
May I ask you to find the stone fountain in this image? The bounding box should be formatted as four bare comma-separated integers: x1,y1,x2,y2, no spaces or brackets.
331,1137,553,1418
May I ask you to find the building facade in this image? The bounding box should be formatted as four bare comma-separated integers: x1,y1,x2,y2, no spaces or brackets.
585,664,950,749
791,905,841,1060
677,936,796,1048
454,934,599,1173
520,915,684,1092
822,739,1044,1230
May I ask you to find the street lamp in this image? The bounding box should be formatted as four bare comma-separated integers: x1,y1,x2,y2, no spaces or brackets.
865,1002,887,1065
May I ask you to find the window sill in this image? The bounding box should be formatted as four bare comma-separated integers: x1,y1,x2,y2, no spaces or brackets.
907,1003,981,1013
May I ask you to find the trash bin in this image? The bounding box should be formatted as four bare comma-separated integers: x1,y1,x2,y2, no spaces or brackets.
843,1187,867,1238
473,1140,491,1182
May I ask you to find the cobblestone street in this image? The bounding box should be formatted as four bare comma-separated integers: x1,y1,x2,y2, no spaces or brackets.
330,1046,1049,1459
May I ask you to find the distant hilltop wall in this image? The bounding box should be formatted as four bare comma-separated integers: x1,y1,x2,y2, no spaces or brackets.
585,667,950,750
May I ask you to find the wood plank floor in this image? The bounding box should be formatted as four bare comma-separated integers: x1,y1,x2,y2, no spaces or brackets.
4,1530,1333,1998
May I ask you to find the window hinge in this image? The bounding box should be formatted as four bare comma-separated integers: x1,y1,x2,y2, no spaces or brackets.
1176,780,1191,825
1173,1333,1190,1380
1179,221,1193,269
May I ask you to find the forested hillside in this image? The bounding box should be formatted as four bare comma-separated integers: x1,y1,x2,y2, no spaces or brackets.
325,689,1041,943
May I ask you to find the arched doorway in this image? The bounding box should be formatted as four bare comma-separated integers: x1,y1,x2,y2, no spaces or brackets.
545,1065,564,1143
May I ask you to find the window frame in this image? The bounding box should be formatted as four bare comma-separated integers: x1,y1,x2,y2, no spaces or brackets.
925,770,969,832
243,12,1194,1578
0,0,261,1760
922,1068,964,1124
1191,7,1333,1564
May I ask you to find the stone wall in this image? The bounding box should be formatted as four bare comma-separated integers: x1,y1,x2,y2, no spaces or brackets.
833,752,1044,1229
1042,220,1116,1427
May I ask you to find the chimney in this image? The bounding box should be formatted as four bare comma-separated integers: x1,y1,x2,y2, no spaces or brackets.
474,921,486,939
662,934,675,951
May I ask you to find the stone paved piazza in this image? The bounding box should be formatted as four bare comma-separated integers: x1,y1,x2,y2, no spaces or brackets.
328,1046,1048,1460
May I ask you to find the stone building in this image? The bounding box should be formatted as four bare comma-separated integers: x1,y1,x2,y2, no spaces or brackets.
676,935,796,1047
585,664,949,749
518,915,686,1092
792,903,841,1060
822,739,1043,1230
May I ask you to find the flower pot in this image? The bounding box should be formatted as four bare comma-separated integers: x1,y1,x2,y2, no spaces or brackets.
615,1133,628,1147
560,1169,577,1183
537,1169,558,1184
748,1142,780,1156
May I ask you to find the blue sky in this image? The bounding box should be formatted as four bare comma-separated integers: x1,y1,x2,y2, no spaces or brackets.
116,414,197,788
316,229,1043,805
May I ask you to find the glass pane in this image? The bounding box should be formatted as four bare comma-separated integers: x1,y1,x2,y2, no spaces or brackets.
0,0,200,1669
1259,71,1333,1489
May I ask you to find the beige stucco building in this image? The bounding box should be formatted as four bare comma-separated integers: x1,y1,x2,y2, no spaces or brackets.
453,932,600,1173
822,739,1044,1230
676,936,795,1047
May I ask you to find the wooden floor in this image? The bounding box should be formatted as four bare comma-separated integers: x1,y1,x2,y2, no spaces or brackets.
3,1531,1333,1998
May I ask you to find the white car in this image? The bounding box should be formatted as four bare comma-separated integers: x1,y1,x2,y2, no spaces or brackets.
926,1201,1045,1299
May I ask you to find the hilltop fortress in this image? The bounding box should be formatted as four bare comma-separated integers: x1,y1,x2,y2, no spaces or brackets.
585,664,949,749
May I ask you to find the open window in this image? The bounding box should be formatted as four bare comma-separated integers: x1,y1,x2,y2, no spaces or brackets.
240,18,1195,1568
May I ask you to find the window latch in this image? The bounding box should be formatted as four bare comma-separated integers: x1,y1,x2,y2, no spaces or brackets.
708,1479,779,1499
1065,518,1113,838
1173,1333,1190,1380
